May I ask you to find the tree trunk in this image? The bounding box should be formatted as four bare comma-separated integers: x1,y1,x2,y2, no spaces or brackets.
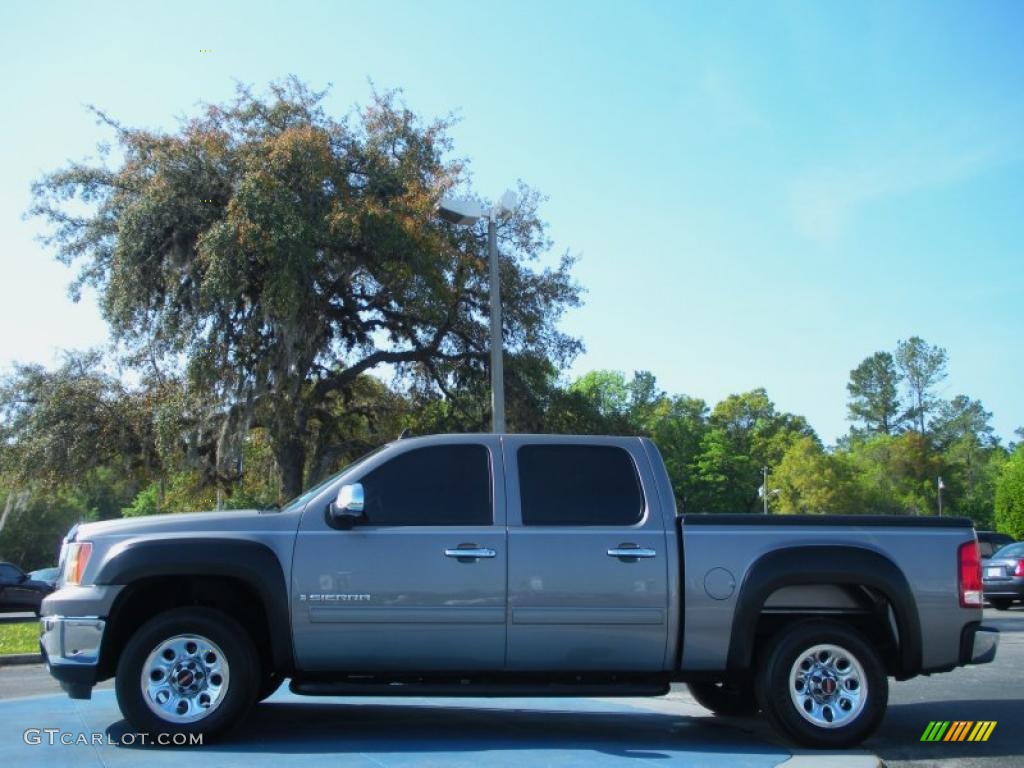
274,438,307,500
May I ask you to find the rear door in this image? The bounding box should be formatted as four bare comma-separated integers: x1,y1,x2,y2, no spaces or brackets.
505,437,670,671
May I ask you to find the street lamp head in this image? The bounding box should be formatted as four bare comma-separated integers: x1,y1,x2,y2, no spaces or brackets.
494,189,518,217
437,197,483,226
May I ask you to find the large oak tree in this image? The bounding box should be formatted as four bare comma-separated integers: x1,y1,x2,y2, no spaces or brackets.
31,79,581,497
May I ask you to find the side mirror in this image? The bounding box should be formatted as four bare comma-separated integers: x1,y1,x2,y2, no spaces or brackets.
18,572,28,583
329,483,365,529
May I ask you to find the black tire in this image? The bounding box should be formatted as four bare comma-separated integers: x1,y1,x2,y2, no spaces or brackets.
755,620,888,748
256,670,284,702
990,599,1013,611
688,679,759,716
115,606,259,740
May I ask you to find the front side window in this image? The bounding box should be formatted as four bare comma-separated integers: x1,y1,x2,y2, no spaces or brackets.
517,444,645,526
359,444,492,526
0,564,21,583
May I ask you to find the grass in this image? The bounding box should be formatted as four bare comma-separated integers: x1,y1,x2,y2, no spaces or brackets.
0,621,39,655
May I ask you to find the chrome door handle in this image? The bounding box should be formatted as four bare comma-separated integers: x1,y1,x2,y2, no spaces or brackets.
444,547,496,559
607,547,657,559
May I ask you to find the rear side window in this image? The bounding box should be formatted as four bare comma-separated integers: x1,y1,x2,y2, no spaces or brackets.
360,444,492,526
517,444,645,526
993,543,1024,559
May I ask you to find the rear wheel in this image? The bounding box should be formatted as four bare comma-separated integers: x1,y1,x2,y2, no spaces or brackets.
688,679,759,716
755,620,887,748
990,598,1013,611
115,607,258,739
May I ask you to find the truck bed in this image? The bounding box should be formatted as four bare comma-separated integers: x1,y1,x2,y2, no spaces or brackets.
676,513,976,677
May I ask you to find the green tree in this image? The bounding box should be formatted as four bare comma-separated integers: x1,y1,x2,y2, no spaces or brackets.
644,395,709,511
931,395,1003,527
995,447,1024,539
846,351,902,435
569,371,632,423
694,389,816,513
626,371,665,427
0,487,93,569
895,336,947,435
563,370,666,436
846,432,942,515
30,79,581,498
0,352,163,499
932,395,994,448
774,437,862,515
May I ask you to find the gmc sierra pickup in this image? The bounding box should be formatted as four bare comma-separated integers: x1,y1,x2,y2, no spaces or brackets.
40,433,998,748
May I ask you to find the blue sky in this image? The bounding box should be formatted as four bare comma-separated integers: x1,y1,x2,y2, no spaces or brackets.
1,0,1021,444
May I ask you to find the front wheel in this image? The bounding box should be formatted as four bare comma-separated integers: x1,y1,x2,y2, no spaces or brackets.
756,620,888,748
115,607,259,739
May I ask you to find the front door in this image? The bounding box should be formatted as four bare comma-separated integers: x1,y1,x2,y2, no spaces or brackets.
505,438,670,671
291,437,507,672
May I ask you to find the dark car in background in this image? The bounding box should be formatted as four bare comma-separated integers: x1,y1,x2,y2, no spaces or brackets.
28,567,60,587
978,531,1015,560
982,542,1024,610
0,561,55,615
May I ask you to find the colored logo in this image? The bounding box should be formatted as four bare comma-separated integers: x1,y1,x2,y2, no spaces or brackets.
920,721,996,742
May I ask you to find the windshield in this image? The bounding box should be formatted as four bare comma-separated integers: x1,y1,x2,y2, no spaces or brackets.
991,542,1024,560
279,443,390,511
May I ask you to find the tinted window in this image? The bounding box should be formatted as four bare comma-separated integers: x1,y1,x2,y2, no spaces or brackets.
0,564,21,583
518,444,645,526
360,444,492,526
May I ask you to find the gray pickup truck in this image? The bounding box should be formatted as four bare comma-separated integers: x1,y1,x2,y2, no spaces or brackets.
40,433,998,748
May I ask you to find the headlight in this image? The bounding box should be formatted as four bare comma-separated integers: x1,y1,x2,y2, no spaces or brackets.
64,542,93,586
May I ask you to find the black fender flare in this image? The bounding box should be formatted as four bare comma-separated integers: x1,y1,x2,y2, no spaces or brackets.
94,537,293,675
726,545,922,677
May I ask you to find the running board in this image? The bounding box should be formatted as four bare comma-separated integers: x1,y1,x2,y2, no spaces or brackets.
289,676,670,698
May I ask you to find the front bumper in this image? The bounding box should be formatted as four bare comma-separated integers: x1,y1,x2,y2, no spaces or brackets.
39,615,106,699
960,624,999,666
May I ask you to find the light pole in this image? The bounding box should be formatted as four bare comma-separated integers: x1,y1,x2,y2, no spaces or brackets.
437,191,517,434
759,466,780,514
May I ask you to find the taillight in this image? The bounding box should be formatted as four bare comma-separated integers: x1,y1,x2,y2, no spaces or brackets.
958,541,982,608
1015,559,1024,578
64,542,93,586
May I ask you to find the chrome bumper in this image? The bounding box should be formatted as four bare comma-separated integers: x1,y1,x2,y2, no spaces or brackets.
39,615,105,667
968,626,999,665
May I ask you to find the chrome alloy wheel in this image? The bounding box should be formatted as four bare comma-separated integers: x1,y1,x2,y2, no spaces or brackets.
788,643,867,728
140,634,230,723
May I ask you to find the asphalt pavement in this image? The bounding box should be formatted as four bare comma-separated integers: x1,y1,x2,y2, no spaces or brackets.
0,606,1020,767
869,605,1024,768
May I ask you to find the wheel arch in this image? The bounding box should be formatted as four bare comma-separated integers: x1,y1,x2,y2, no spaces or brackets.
727,545,921,679
94,538,293,679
